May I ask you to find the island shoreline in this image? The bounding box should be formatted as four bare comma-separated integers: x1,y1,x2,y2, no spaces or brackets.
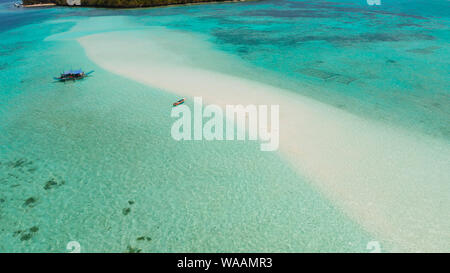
22,0,253,9
22,3,56,7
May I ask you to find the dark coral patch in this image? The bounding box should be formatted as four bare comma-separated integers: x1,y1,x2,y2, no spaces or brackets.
44,178,65,190
20,233,32,241
14,226,38,241
9,159,30,168
136,236,151,242
122,208,131,216
44,179,58,190
24,197,37,208
30,226,39,233
126,245,142,253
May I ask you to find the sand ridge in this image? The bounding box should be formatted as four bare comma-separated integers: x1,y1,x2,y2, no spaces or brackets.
77,28,450,252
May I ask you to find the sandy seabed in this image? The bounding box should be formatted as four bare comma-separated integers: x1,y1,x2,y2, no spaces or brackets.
72,25,450,252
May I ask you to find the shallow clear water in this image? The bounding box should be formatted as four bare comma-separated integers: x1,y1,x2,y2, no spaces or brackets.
0,0,449,252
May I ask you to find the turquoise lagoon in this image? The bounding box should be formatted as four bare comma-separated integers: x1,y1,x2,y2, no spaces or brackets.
0,0,449,252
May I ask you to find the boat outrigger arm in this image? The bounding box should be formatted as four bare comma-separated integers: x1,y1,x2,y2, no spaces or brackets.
54,69,94,82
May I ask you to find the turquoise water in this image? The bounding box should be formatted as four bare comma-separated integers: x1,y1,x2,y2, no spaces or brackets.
0,0,449,252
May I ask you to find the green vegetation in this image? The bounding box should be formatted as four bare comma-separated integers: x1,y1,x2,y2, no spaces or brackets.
23,0,239,8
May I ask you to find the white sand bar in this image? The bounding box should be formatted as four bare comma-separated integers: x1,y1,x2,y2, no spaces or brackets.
78,28,450,252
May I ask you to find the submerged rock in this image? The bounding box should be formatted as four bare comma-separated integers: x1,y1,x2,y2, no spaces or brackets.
44,178,65,190
44,179,58,190
122,208,131,216
14,226,39,241
20,233,32,241
30,226,39,233
126,245,142,253
10,159,26,168
8,159,33,170
137,236,152,242
24,197,37,207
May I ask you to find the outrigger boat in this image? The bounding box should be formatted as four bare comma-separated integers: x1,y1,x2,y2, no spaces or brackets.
54,69,94,82
14,1,22,8
173,98,185,107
